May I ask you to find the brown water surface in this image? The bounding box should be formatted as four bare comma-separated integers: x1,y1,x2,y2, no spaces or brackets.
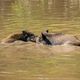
0,0,80,80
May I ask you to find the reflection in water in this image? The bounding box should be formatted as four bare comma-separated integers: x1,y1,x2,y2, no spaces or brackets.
0,0,15,18
0,0,15,30
0,0,80,30
0,0,80,35
0,0,80,20
0,0,80,32
18,0,80,20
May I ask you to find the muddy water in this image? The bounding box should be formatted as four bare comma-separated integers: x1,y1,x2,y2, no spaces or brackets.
0,0,80,80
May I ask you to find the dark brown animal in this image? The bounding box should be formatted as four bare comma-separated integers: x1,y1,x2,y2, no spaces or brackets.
1,31,36,43
39,30,80,46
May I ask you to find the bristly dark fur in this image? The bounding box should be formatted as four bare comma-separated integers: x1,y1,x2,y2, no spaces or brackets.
41,33,52,45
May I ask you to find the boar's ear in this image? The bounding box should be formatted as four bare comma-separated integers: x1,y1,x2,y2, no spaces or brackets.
22,31,27,35
46,30,49,33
